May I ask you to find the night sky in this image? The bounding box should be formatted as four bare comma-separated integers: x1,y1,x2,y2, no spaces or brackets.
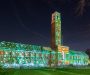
0,0,90,51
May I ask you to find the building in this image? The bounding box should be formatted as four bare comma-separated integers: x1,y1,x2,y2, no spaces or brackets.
0,11,89,68
0,41,52,68
51,11,61,50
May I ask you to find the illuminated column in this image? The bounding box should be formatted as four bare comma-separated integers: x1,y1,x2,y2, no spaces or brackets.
62,51,65,60
51,11,61,50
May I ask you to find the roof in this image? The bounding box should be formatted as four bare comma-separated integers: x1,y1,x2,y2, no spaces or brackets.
69,50,88,57
0,41,51,51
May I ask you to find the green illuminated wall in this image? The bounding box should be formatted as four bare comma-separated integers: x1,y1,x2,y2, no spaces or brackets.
51,11,61,49
0,41,53,68
54,12,61,46
69,50,89,65
0,41,89,68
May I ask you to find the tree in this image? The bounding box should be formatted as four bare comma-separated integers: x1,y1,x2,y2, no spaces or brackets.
85,49,90,59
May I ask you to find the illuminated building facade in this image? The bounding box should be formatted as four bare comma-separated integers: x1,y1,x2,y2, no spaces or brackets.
51,11,61,50
0,11,89,68
0,41,52,68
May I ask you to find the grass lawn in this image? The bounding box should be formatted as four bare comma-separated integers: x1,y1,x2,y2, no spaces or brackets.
0,68,90,75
